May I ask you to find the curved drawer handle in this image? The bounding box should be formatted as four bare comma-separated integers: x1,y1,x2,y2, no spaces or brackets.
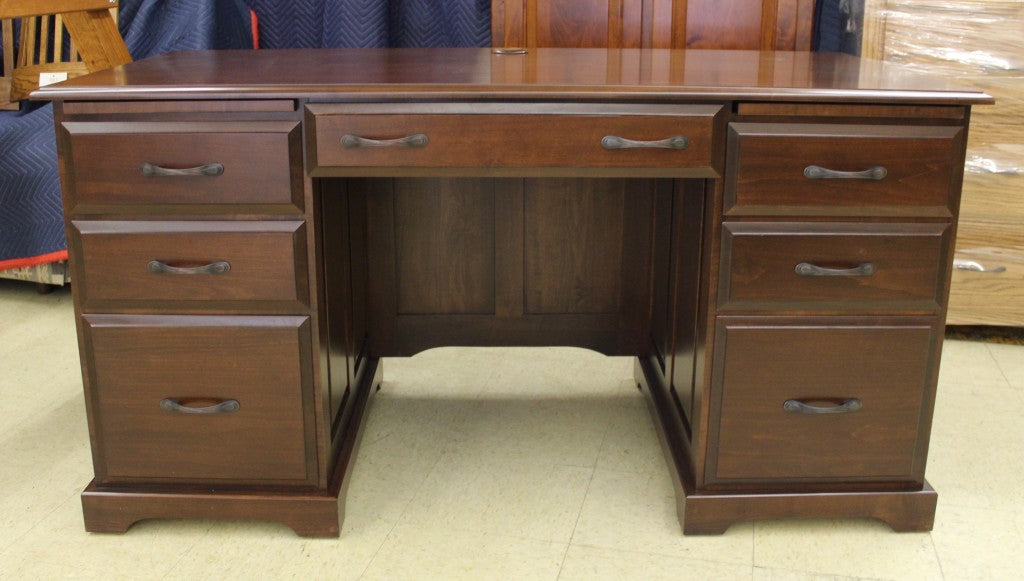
954,259,1007,273
160,398,240,414
795,262,876,277
784,398,862,415
141,162,224,177
601,135,689,150
341,133,429,148
803,165,887,180
148,260,231,275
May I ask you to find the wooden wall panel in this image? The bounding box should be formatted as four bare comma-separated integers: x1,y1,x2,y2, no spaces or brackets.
492,0,813,51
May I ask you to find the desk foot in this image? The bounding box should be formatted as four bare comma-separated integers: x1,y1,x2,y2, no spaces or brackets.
635,356,938,536
81,358,382,538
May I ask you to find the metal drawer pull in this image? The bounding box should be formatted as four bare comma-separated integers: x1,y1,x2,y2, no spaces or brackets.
160,398,240,414
601,135,689,150
341,133,429,148
803,165,887,180
784,398,862,414
141,162,224,177
795,262,876,277
148,260,231,275
954,259,1006,273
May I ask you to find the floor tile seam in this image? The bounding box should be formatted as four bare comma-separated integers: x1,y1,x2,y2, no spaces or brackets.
985,343,1023,387
557,456,601,579
927,530,949,581
383,513,575,547
0,485,84,556
568,540,757,570
751,565,889,581
356,511,406,580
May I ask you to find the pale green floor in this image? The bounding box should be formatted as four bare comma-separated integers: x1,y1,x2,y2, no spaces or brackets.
1,278,1022,580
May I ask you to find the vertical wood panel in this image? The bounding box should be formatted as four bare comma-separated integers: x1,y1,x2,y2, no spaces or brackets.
394,178,496,315
494,0,807,51
536,0,611,48
494,179,525,318
686,0,764,49
524,178,625,314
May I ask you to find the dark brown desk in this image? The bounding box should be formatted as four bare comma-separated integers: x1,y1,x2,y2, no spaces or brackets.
38,48,991,537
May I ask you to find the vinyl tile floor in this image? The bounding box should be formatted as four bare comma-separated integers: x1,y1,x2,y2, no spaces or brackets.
1,279,1022,580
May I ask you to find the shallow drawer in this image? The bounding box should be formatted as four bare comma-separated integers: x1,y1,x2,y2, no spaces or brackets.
947,219,1024,326
71,221,308,311
707,318,939,485
724,123,964,217
62,121,303,212
84,315,315,484
307,103,721,176
719,222,951,312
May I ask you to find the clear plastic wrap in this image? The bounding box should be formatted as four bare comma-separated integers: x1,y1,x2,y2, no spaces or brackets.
863,0,1024,179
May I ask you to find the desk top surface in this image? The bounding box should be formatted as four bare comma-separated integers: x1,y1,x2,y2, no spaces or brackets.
36,48,991,105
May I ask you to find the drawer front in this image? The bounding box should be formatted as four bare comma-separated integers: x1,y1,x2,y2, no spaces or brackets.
707,319,939,485
72,221,309,311
724,123,964,217
84,315,315,484
947,220,1024,326
63,121,303,211
308,103,721,174
719,222,951,311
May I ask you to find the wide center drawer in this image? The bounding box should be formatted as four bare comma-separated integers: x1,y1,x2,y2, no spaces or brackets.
719,222,952,312
306,103,721,175
707,318,940,486
62,121,303,212
71,220,309,311
84,315,316,484
724,123,964,217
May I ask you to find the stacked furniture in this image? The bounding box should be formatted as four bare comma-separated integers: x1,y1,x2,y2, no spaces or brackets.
864,0,1024,325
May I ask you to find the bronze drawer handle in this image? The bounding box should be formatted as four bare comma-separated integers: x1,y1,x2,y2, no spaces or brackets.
803,165,887,180
340,133,429,148
160,398,240,414
140,162,224,177
784,398,862,414
148,260,231,275
601,135,689,150
795,262,876,277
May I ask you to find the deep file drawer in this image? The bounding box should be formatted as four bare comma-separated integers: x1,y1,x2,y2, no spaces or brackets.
706,318,940,486
307,103,722,175
718,222,952,312
71,220,309,312
83,315,316,484
724,123,964,217
61,120,304,212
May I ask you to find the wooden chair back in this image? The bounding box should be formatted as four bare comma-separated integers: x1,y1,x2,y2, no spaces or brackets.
1,0,131,109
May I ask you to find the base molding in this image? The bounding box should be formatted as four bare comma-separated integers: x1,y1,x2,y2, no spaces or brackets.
635,355,938,535
82,358,382,538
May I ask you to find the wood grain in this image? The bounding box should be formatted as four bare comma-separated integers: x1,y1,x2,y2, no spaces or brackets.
707,318,938,484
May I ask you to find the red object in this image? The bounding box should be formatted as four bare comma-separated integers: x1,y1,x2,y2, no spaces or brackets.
250,9,259,49
0,249,69,271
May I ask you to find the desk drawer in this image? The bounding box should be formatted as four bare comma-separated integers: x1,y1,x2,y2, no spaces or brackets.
62,121,303,212
72,221,308,311
708,318,939,485
719,222,951,312
307,103,720,174
84,315,315,484
724,123,964,217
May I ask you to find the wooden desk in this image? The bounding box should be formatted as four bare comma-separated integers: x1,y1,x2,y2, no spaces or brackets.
38,48,991,537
